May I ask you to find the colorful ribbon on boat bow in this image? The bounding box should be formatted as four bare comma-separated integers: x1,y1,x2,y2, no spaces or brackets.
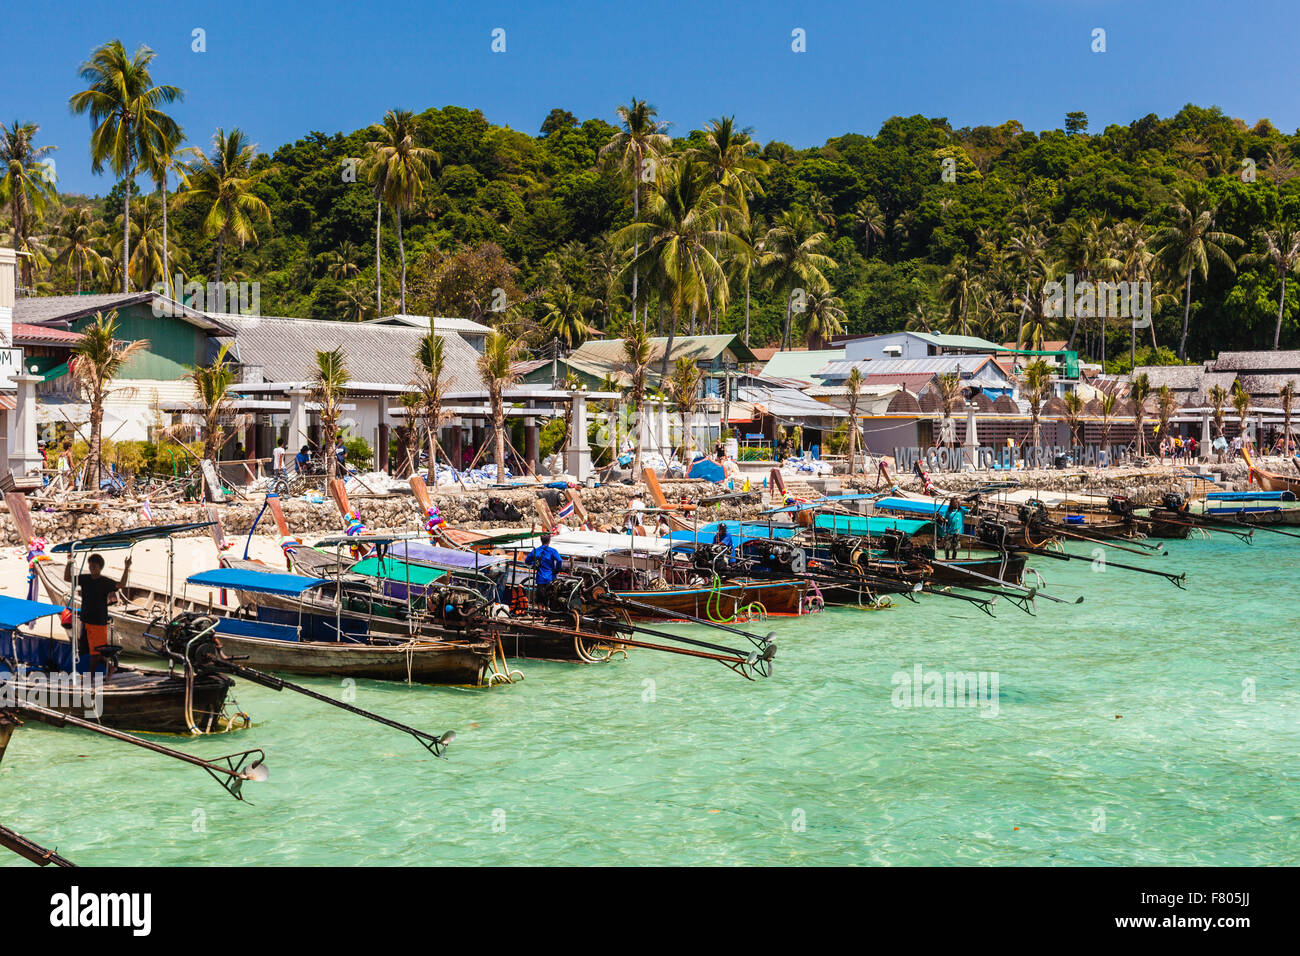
25,537,49,601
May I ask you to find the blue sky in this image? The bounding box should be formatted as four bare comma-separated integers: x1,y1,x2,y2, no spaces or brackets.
7,0,1299,196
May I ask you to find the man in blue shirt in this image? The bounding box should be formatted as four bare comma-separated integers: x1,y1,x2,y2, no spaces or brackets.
295,445,311,473
526,533,564,601
712,523,736,561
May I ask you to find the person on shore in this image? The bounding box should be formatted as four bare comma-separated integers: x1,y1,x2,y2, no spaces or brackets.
295,445,310,473
62,553,130,674
272,440,287,478
626,492,646,534
335,439,348,471
59,442,74,487
525,532,564,604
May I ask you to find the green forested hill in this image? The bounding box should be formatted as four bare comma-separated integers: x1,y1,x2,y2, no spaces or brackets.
9,100,1300,365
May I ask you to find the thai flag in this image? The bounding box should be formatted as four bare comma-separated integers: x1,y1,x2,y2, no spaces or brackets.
556,501,575,519
141,499,153,523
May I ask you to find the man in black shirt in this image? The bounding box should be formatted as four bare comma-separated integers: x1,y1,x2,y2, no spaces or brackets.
62,552,130,672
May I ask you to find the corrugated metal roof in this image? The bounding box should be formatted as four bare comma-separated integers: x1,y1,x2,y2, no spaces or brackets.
568,334,757,383
819,354,1005,380
14,293,234,333
218,316,483,391
735,384,846,420
12,322,81,344
758,348,845,383
366,313,494,335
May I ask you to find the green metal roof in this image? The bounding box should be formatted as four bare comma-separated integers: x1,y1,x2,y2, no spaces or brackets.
910,332,1006,351
759,349,845,382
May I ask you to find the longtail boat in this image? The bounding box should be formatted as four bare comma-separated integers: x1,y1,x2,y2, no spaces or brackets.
1241,447,1300,495
0,595,236,734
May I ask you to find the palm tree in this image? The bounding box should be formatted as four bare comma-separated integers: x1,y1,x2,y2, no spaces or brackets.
934,372,963,460
621,323,652,477
1062,390,1085,450
70,310,150,486
1242,221,1300,349
326,240,362,280
335,281,374,322
1098,392,1119,458
800,289,846,349
1232,382,1252,449
540,284,600,350
366,109,437,315
313,348,350,481
600,99,672,326
1208,383,1229,438
69,40,182,292
173,128,271,285
845,366,864,474
414,332,447,472
478,331,521,481
852,198,885,257
939,256,978,337
113,195,169,290
1156,385,1178,459
668,357,701,461
144,129,199,299
1152,185,1242,360
1280,380,1296,455
760,208,836,351
1129,372,1152,457
50,206,106,293
1021,360,1053,452
1004,223,1048,351
617,160,741,376
183,342,239,462
0,121,57,288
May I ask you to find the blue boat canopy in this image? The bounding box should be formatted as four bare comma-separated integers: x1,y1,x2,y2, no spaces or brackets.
187,568,329,596
0,595,68,630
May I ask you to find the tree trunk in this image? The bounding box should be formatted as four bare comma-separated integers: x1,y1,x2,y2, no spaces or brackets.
782,291,794,351
1275,272,1287,350
492,401,506,480
122,164,132,293
1015,280,1029,351
397,207,406,315
1177,269,1193,360
375,197,383,315
744,274,751,347
215,237,224,287
659,310,677,379
632,391,644,478
86,398,104,490
160,179,170,298
632,179,640,327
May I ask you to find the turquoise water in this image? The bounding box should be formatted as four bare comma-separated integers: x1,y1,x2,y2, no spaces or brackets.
3,533,1298,866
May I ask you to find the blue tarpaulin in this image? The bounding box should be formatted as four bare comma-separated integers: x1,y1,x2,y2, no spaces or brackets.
187,568,329,596
0,595,67,631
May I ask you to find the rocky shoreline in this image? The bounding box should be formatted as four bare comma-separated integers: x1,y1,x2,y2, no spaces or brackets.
0,459,1281,547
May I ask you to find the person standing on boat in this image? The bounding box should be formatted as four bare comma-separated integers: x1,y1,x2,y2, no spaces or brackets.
62,553,130,673
712,523,736,561
525,533,564,604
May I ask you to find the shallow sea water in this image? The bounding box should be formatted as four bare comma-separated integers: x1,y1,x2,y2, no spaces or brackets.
3,533,1297,865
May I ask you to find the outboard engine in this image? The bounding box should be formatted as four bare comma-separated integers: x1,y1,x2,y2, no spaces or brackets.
743,539,806,575
1162,492,1188,513
977,518,1010,550
545,576,587,615
692,543,732,578
1107,495,1137,518
430,585,488,626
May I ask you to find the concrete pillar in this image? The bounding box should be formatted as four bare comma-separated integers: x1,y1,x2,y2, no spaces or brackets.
448,423,463,470
287,388,310,457
1200,410,1212,459
8,372,41,477
658,404,671,459
565,392,592,480
965,405,979,469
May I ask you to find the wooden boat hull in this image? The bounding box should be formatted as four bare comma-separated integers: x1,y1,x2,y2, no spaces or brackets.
36,562,491,686
1,667,232,734
613,579,807,618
